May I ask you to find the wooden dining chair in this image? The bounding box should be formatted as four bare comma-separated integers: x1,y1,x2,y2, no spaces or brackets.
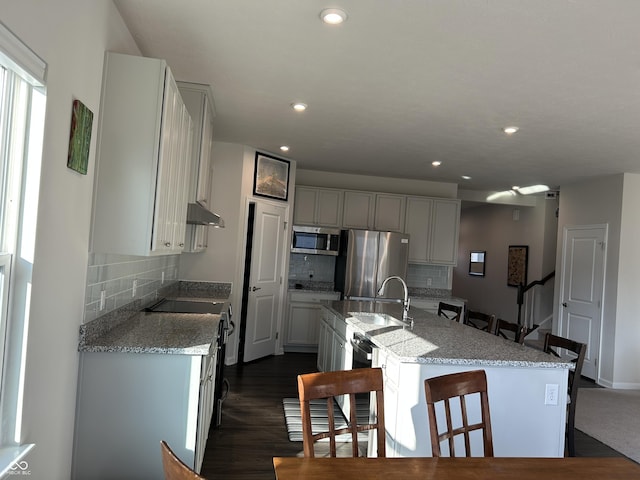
490,318,527,344
543,333,587,457
465,310,495,331
437,302,463,323
424,369,494,457
160,440,207,480
297,368,386,458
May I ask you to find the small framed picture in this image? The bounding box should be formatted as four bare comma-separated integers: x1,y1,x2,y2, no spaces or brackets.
67,99,93,175
507,245,528,287
469,250,486,276
253,152,290,201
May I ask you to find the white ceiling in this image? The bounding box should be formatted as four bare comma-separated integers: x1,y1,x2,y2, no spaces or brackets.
114,0,640,192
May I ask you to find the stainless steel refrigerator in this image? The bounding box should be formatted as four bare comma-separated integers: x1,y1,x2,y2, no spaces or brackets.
334,229,410,301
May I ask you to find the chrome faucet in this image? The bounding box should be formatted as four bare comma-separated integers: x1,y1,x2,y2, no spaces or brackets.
377,275,412,326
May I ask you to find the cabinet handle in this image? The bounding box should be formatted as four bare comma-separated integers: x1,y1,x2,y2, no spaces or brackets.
165,242,171,247
179,243,184,247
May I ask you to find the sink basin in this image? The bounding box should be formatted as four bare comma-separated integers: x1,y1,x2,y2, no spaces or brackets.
348,312,405,327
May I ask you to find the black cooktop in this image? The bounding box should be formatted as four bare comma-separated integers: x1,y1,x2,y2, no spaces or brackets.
146,299,224,315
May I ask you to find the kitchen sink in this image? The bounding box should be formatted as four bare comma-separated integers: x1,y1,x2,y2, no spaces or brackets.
348,312,405,327
146,298,225,315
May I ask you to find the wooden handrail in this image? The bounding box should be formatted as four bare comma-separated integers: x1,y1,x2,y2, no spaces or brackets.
517,271,555,326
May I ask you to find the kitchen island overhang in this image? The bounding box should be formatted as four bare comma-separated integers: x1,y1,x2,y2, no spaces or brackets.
322,300,573,458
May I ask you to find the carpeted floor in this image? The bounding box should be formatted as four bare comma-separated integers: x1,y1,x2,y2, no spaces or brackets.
575,387,640,463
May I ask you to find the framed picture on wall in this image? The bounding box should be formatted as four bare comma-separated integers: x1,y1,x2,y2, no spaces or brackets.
469,251,486,276
253,152,290,201
507,245,528,287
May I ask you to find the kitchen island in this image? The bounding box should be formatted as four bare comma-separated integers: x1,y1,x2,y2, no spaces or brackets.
321,300,573,458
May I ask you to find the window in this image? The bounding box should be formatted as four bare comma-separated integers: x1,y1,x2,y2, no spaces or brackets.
0,21,46,472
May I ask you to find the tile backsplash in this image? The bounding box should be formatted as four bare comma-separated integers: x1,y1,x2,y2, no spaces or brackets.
84,253,180,323
289,253,336,282
406,263,451,290
288,253,450,290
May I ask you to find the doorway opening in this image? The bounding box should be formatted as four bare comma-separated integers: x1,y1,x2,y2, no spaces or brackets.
238,202,255,364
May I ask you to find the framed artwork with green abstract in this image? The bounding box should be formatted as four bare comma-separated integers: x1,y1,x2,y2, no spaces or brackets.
67,99,93,175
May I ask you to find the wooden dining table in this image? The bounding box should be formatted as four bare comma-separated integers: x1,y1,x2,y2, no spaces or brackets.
273,456,640,479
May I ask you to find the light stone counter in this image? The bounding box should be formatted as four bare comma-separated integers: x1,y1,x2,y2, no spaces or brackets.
78,311,221,355
324,300,570,369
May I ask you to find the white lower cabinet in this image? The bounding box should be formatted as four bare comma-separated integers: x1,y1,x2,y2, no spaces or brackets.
317,306,349,373
72,347,217,479
284,291,340,352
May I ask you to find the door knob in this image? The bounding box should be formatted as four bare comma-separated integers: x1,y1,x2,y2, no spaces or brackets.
562,302,568,307
252,286,261,292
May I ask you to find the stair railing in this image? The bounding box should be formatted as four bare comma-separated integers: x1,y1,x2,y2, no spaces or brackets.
517,271,555,329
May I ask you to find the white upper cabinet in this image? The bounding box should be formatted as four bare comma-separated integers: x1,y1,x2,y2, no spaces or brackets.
177,82,215,253
91,52,192,256
342,190,375,229
374,193,406,232
405,197,460,265
293,186,343,227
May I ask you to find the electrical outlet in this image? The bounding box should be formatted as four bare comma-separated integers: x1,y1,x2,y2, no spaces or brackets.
309,270,314,279
545,383,559,405
132,279,138,298
427,278,432,286
99,290,106,311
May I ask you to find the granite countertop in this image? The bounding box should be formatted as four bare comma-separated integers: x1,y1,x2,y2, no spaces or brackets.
78,281,231,356
324,300,571,369
79,311,222,355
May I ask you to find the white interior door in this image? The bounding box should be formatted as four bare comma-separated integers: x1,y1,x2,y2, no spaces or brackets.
559,225,607,379
243,201,287,362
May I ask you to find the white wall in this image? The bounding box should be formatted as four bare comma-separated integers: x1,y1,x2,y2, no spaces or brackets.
453,196,558,324
554,174,623,387
614,174,640,387
180,143,297,364
3,1,140,478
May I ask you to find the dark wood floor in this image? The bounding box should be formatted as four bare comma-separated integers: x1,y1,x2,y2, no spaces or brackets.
200,353,625,479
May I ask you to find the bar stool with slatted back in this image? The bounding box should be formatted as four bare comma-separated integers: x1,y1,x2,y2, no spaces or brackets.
437,302,463,323
297,368,386,458
465,310,495,331
160,440,207,480
424,369,494,457
490,318,527,344
543,332,586,457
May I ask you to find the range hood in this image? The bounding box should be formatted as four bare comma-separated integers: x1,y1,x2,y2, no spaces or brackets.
186,201,225,228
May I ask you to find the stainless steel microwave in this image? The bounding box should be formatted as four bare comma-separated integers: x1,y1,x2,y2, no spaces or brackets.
291,226,341,256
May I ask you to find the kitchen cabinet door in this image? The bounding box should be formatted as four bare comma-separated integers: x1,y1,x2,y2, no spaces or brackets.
285,291,340,352
404,196,460,265
374,194,406,232
405,197,433,263
91,52,191,256
178,82,216,252
342,190,375,229
293,186,343,227
429,199,460,264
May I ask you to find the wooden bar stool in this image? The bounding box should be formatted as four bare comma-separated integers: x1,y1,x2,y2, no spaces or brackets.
424,369,494,457
297,368,386,458
437,302,463,323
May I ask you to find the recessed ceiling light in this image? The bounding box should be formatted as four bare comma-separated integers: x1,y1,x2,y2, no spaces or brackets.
320,8,348,25
280,145,290,152
462,175,472,180
291,102,307,112
503,126,519,135
432,161,442,167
